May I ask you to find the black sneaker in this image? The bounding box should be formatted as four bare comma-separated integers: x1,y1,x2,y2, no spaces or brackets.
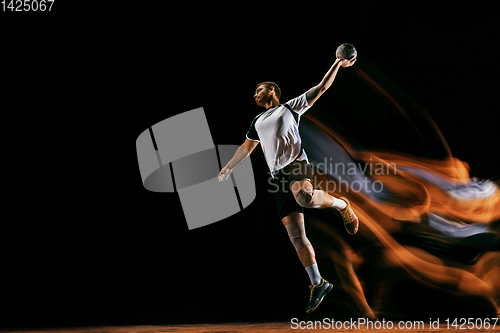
305,279,333,313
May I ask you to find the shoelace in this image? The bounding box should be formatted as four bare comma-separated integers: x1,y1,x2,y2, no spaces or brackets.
309,280,326,300
340,206,354,223
309,285,316,300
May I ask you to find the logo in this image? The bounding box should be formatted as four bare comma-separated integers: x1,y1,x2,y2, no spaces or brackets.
136,107,256,230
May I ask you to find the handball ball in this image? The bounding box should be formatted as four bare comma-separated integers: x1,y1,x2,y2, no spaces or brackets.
336,43,357,60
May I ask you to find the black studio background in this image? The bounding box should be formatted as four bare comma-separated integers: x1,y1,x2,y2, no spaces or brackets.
1,0,499,329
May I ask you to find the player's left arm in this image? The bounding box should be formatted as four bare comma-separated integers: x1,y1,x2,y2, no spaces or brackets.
306,57,356,106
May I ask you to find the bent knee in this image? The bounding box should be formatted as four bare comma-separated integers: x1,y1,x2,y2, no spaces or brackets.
285,221,311,251
295,188,314,207
295,187,325,209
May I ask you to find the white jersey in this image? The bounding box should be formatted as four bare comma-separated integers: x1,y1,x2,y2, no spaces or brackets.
246,92,311,174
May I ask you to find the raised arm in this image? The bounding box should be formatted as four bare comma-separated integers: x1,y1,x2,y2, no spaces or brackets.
306,57,356,106
218,138,259,181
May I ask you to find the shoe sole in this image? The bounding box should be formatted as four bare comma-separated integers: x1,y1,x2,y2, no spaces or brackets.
306,284,334,313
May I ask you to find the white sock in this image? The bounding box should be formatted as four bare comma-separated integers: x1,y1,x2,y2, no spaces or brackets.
329,197,347,210
305,263,322,286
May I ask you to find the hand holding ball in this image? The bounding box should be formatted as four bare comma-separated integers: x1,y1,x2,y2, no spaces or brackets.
336,43,357,60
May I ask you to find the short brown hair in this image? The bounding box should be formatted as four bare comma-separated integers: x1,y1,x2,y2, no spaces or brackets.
256,81,281,99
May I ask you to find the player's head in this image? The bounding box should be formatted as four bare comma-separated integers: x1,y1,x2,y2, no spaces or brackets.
254,82,281,107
